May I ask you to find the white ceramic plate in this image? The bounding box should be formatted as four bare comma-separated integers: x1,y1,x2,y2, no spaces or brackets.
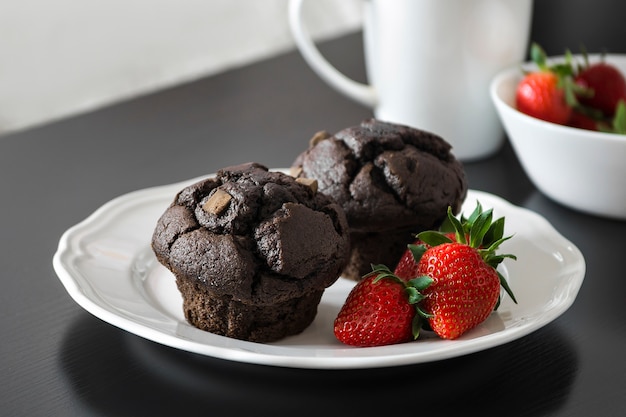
53,173,585,369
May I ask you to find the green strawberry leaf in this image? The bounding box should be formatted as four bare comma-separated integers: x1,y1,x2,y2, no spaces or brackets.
486,253,517,269
411,314,425,340
405,287,425,304
531,42,548,70
416,306,433,320
469,208,493,248
484,235,514,254
446,207,467,244
483,216,505,247
612,100,626,134
438,217,455,234
408,275,434,291
416,231,453,248
466,201,484,228
552,50,578,79
562,76,581,108
497,271,518,305
408,243,429,264
368,264,390,276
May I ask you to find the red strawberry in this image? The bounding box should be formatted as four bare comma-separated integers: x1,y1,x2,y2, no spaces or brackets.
394,248,423,282
514,43,585,125
395,232,458,281
333,266,431,347
416,243,501,339
516,71,572,124
575,62,626,117
410,204,517,339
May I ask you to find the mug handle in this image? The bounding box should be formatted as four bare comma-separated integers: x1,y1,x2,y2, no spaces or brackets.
288,0,377,108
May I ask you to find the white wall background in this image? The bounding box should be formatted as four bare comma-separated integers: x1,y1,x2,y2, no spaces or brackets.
0,0,362,136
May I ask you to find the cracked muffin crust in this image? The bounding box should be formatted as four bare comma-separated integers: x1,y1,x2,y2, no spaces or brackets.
291,119,468,280
151,162,350,342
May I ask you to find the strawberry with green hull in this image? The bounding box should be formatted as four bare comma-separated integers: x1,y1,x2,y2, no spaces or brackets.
571,53,626,133
515,43,577,125
575,61,626,118
400,203,517,339
415,242,507,340
333,265,432,347
515,42,626,134
334,203,517,346
516,71,572,124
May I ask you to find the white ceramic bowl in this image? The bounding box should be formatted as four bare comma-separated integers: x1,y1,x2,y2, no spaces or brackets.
490,54,626,220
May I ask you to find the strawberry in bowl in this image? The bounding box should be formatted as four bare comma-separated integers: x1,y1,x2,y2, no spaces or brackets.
515,43,626,133
490,44,626,219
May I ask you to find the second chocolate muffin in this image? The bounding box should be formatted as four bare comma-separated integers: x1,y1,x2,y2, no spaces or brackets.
291,119,468,280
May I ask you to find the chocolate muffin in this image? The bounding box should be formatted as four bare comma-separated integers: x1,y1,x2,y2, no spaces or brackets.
291,119,468,280
151,163,350,343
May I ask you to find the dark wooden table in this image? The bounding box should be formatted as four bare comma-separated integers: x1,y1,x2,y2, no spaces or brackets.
2,3,626,415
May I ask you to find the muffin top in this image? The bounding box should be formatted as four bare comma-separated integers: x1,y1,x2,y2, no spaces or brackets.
151,163,350,305
291,119,468,233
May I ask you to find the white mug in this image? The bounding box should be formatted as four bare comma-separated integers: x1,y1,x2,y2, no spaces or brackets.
289,0,533,160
